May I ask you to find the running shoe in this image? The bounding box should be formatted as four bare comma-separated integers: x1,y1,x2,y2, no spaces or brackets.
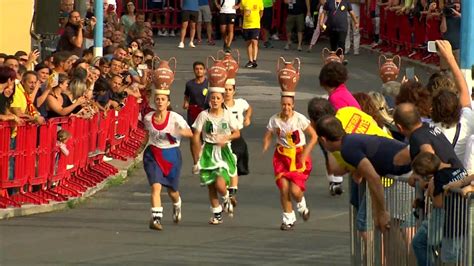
230,196,237,207
300,208,310,221
280,223,294,231
252,61,258,68
178,42,184,48
329,182,344,196
209,212,223,225
172,205,182,223
245,61,254,68
169,31,176,37
189,42,196,48
223,197,234,218
284,43,290,50
149,218,163,230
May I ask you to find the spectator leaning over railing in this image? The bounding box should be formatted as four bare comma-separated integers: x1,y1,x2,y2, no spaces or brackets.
57,10,97,57
353,92,388,133
0,66,23,123
410,152,470,266
0,66,25,180
33,63,52,118
430,40,473,175
315,115,412,233
10,71,45,125
393,102,465,184
46,73,86,118
129,50,151,86
368,91,405,141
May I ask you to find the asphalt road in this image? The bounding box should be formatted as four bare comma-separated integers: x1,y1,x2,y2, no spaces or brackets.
0,36,434,265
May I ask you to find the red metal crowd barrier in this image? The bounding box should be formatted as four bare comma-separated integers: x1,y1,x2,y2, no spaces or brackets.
134,0,181,31
364,8,442,65
0,96,146,208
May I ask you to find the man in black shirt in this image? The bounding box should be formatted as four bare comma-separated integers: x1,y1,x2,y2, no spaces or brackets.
315,115,412,232
284,0,311,51
183,61,209,126
393,103,464,169
319,0,359,57
57,11,96,57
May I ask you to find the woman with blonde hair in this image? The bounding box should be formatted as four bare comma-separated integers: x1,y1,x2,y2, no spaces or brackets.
46,75,86,118
368,91,405,141
129,49,148,85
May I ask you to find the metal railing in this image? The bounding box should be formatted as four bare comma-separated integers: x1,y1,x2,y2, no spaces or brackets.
350,175,473,266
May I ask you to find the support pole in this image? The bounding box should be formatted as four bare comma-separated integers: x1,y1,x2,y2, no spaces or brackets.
94,0,104,57
460,0,474,97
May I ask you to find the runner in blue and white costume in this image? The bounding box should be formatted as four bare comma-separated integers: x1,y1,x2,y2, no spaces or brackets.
143,80,193,231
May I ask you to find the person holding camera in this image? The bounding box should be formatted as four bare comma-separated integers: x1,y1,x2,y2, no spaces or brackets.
57,10,97,57
440,0,461,69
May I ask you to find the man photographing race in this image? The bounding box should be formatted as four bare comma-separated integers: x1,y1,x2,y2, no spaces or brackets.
57,10,97,56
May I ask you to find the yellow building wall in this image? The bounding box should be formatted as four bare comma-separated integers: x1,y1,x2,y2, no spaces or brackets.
0,0,34,54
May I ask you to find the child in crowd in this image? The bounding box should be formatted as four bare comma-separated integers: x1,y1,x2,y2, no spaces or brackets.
411,152,472,266
57,129,71,156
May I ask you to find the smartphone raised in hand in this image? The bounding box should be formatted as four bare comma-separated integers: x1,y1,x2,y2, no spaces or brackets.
427,41,437,53
406,67,415,80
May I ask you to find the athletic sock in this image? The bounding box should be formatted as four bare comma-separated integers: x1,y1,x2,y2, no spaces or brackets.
282,211,296,225
296,197,307,214
173,197,182,208
151,207,163,221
